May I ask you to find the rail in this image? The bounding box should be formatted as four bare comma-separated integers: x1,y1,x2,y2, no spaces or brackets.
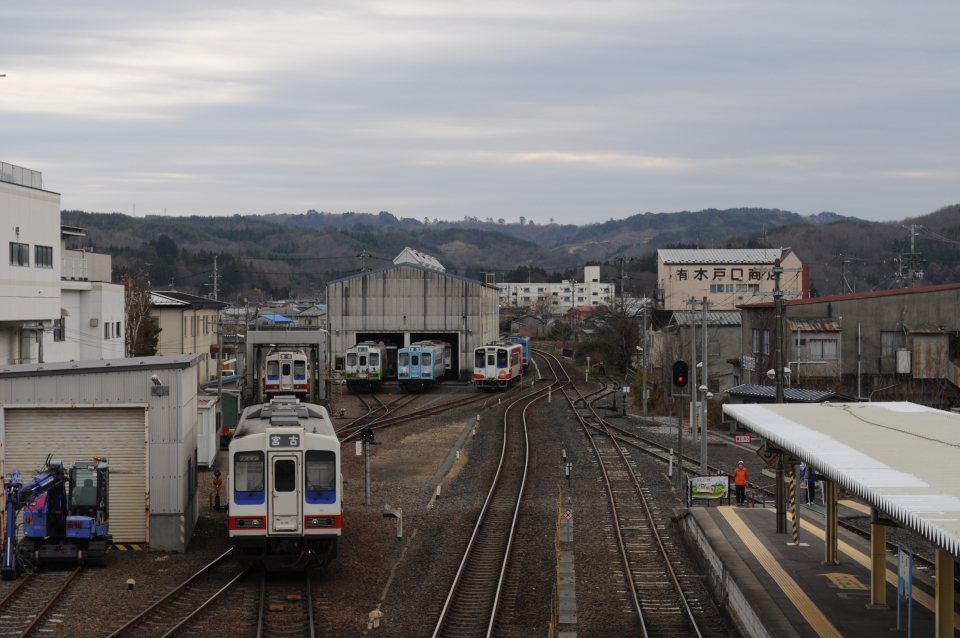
538,349,705,638
257,571,315,638
431,368,561,637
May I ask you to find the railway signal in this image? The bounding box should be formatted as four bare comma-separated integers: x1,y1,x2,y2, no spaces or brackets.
672,360,689,388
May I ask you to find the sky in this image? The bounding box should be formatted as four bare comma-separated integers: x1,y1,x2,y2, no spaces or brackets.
2,1,959,224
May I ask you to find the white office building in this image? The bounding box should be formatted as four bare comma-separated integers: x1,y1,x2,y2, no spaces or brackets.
497,266,615,313
1,162,124,364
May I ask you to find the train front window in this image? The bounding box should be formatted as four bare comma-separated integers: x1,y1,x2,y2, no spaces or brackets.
370,352,380,366
475,351,485,367
422,353,431,367
497,349,508,367
235,452,264,493
346,353,357,367
306,451,336,492
399,353,409,366
359,355,367,366
411,355,419,366
267,361,279,379
274,459,296,492
487,353,495,366
282,363,291,376
294,361,306,379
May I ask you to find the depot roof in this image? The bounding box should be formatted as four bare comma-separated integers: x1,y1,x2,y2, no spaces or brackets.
723,402,960,558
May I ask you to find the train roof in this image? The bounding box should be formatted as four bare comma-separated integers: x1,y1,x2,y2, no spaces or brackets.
235,397,336,439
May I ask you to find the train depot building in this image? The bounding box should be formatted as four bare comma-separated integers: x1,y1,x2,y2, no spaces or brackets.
326,263,499,379
0,354,205,552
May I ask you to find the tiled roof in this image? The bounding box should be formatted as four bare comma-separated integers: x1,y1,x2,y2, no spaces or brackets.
785,318,840,332
724,384,853,403
658,248,786,265
151,291,229,309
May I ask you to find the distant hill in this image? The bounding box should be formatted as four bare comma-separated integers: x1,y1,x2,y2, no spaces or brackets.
63,204,960,300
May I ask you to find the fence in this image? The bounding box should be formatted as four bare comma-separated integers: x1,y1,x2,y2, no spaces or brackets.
0,162,43,189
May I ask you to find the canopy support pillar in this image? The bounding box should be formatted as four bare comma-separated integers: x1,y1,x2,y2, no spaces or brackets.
822,482,839,565
869,524,886,607
935,549,953,638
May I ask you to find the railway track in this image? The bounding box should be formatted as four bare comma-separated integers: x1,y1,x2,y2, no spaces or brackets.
431,361,562,638
256,571,315,638
540,349,714,638
0,566,81,637
338,391,489,442
104,549,250,638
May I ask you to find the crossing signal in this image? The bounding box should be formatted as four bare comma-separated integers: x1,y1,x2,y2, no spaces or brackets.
672,360,689,388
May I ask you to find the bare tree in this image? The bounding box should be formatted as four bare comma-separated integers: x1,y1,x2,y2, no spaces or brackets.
122,271,155,357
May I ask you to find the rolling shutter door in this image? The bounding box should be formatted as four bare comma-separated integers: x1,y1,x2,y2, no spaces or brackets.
4,408,146,543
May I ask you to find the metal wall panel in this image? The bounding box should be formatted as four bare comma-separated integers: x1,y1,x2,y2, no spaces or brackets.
3,407,147,543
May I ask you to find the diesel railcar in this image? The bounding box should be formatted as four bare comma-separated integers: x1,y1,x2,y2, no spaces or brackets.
503,335,530,369
262,348,312,400
397,341,447,391
229,396,340,571
473,342,523,389
344,341,398,391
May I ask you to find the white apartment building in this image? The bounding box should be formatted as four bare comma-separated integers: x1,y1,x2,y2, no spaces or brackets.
1,162,124,364
498,266,616,312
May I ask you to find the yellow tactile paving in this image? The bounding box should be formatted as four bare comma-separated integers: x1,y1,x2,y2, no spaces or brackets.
717,506,844,638
838,499,871,515
770,508,960,631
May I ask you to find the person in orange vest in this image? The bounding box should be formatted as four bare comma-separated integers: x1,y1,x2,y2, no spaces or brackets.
733,461,748,506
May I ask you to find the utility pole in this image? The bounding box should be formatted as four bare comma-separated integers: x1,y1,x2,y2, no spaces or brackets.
214,256,218,301
688,300,698,438
774,258,784,404
217,317,224,405
641,301,648,417
701,295,709,475
897,225,924,288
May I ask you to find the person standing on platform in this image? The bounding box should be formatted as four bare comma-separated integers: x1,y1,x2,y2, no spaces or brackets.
803,462,817,505
733,461,748,506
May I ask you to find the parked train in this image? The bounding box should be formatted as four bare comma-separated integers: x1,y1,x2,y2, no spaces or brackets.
343,341,398,391
473,342,524,389
229,396,340,571
261,348,313,400
398,341,448,391
502,335,530,369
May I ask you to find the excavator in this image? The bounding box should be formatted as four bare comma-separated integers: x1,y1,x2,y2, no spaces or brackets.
2,455,111,579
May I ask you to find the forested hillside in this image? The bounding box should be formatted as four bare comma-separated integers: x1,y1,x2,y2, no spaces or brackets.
61,204,960,301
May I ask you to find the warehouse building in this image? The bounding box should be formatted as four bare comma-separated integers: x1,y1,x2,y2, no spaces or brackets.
327,264,499,378
0,354,205,552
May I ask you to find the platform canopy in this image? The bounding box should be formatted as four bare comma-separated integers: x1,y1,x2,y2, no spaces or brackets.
723,402,960,559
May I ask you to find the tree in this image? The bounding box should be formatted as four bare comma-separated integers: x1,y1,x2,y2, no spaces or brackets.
591,299,644,373
122,271,157,357
498,218,505,225
519,216,526,226
548,320,572,343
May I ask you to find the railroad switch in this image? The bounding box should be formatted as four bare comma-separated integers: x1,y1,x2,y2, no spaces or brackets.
368,608,383,628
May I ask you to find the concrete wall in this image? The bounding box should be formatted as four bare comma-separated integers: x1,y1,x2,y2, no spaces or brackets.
44,282,125,363
0,182,61,324
328,265,500,377
63,249,112,282
659,251,805,312
741,287,960,378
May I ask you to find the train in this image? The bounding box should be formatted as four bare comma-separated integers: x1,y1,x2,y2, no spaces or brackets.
473,342,524,389
344,341,398,391
397,341,448,391
229,396,340,571
502,335,530,369
261,347,313,400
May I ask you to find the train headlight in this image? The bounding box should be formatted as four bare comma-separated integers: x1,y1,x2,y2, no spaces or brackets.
307,517,335,527
235,518,264,528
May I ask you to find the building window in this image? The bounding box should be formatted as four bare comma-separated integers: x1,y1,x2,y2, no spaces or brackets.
708,379,720,393
34,245,53,268
752,329,759,354
116,321,121,339
880,331,905,358
762,330,770,355
709,284,734,293
592,292,598,296
9,242,29,267
104,322,110,339
53,318,65,342
809,339,838,360
709,340,720,357
736,284,759,294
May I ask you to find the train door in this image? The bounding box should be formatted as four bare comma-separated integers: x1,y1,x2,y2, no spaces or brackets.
268,452,301,533
280,354,293,392
410,350,421,379
485,348,497,381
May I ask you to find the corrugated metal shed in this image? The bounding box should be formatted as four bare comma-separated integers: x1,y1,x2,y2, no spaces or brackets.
670,310,741,327
904,324,944,334
658,248,785,265
785,318,841,332
724,384,853,403
723,402,960,559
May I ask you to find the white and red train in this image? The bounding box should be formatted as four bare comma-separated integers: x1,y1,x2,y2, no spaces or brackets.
473,342,524,389
229,396,340,571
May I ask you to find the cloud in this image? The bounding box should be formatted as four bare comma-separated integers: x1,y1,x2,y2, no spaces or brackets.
0,1,958,222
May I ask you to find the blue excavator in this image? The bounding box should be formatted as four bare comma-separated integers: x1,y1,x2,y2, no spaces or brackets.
2,455,111,579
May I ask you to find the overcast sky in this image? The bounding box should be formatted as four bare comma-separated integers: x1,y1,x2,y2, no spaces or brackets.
2,1,958,223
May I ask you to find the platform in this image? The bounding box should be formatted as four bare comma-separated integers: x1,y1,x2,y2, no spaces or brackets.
679,503,959,638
